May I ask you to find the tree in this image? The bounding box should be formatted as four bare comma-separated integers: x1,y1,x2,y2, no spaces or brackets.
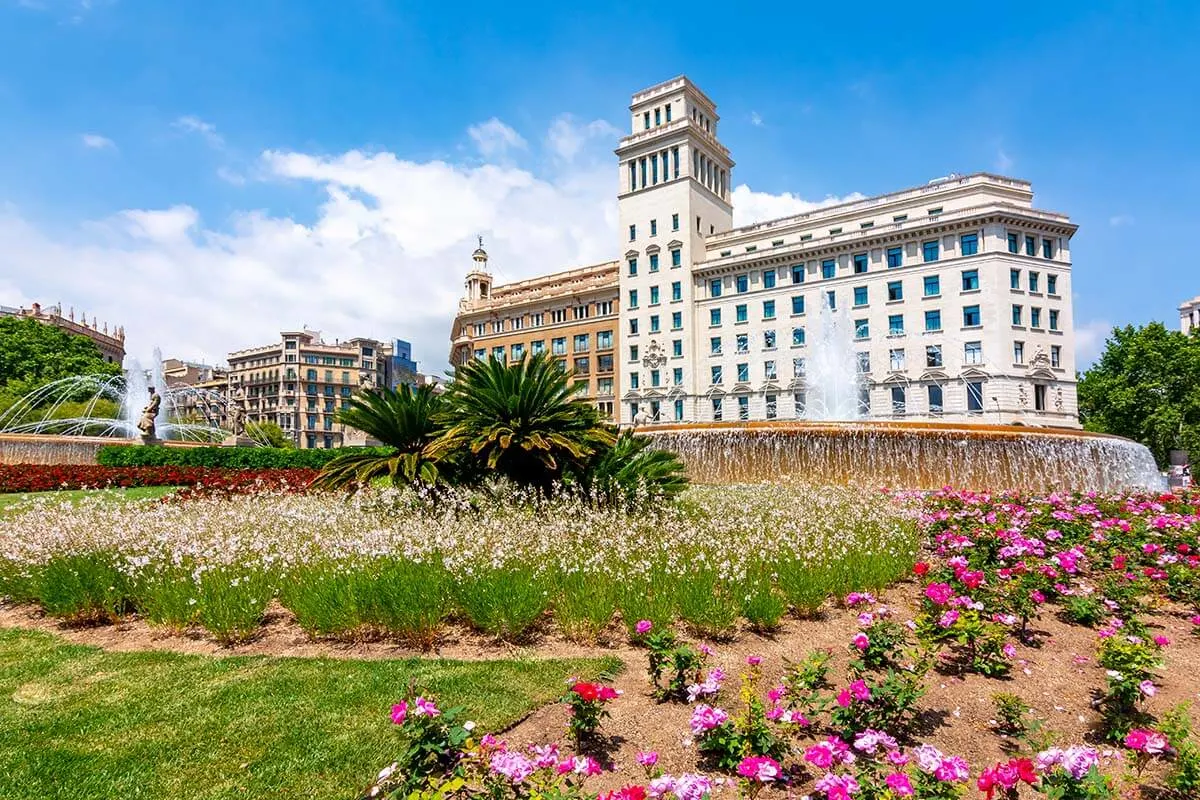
436,354,616,490
0,317,121,392
1077,323,1200,467
312,384,445,489
245,420,294,449
573,429,689,509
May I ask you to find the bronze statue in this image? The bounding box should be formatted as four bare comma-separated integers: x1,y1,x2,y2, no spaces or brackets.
137,387,161,441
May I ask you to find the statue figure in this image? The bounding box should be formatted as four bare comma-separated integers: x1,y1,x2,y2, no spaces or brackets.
228,398,245,436
632,408,652,428
137,387,161,442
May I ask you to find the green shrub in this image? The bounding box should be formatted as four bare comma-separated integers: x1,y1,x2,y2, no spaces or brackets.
452,565,549,641
96,444,393,470
674,569,739,639
38,553,131,623
357,559,448,648
616,578,675,637
280,564,362,638
134,563,201,632
739,569,788,632
195,566,273,645
553,571,617,643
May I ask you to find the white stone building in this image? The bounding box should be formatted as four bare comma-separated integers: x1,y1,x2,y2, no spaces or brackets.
616,77,1079,427
1181,295,1200,334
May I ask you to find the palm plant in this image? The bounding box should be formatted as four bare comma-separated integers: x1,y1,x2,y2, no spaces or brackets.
574,429,689,509
436,354,615,490
311,384,444,490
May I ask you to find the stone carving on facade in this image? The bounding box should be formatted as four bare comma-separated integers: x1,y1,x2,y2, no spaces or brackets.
1030,346,1052,371
641,340,667,369
359,370,376,390
1055,387,1064,412
1017,384,1028,408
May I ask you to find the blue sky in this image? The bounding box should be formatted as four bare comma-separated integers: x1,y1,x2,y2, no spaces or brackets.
1,0,1197,369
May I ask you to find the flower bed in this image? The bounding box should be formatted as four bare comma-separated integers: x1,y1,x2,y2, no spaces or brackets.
0,463,318,495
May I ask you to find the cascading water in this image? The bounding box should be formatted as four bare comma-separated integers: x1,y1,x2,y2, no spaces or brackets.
804,293,863,421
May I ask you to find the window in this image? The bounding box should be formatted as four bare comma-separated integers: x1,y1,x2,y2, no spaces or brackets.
629,224,636,241
1051,345,1061,368
793,357,807,377
1028,272,1041,293
710,279,723,297
473,349,485,361
792,295,806,315
649,253,659,272
858,387,871,415
826,290,836,310
855,318,869,339
853,253,869,274
573,357,590,375
710,308,721,326
737,396,750,420
1012,305,1023,326
925,309,942,332
923,240,939,262
673,368,683,386
794,391,807,416
887,280,903,301
763,269,776,289
491,320,503,334
649,286,660,305
856,352,871,374
891,386,906,415
735,304,748,323
792,264,805,283
961,269,979,291
924,275,940,296
967,380,984,413
736,333,749,353
926,344,943,367
736,363,749,382
960,233,979,256
829,227,842,235
1025,235,1036,256
573,334,589,352
764,361,777,380
672,213,679,231
963,305,982,327
853,286,868,306
1014,341,1025,364
1049,309,1059,331
491,346,506,361
1042,238,1053,259
764,393,778,419
513,316,526,329
531,340,545,355
672,311,682,329
763,300,776,319
630,372,640,389
1030,307,1042,328
888,314,904,336
650,219,657,236
1007,232,1019,254
650,369,661,387
598,354,613,372
1034,383,1047,411
821,259,836,279
712,397,723,420
1047,274,1058,295
1010,268,1021,290
649,314,660,333
928,384,944,414
629,318,639,335
552,337,566,355
965,341,983,365
736,274,749,293
628,258,638,276
792,327,806,346
511,343,525,360
628,289,639,308
671,249,681,267
886,247,903,268
889,348,906,371
597,330,612,349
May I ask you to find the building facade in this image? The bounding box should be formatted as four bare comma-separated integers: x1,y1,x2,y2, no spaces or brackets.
1181,295,1200,335
162,358,230,428
1,302,126,364
227,331,396,448
449,243,620,419
449,76,1081,429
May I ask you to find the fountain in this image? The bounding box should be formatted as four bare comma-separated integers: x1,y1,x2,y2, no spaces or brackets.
0,347,231,465
806,293,864,421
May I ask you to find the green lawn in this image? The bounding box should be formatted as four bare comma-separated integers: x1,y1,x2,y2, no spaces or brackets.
0,628,620,800
0,486,177,515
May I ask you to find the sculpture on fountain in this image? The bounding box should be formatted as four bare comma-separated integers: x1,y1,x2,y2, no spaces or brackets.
137,387,161,444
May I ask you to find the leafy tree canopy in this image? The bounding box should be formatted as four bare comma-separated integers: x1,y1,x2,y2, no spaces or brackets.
0,317,121,393
245,421,295,449
1077,322,1200,467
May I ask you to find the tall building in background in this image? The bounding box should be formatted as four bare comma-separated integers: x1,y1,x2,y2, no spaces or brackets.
1181,295,1200,334
227,331,396,448
390,339,419,388
448,242,619,419
0,302,126,364
450,76,1081,428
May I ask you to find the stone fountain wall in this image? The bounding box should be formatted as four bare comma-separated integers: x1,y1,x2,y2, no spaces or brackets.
0,434,201,465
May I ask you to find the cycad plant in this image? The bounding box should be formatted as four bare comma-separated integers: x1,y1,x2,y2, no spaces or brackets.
575,429,688,509
311,384,444,489
436,354,615,490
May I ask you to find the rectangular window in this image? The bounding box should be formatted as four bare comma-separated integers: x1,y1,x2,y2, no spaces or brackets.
858,386,871,415
763,269,776,289
649,253,659,272
961,269,979,291
886,246,903,268
887,280,903,301
671,311,682,329
1028,272,1040,293
960,233,979,256
712,397,723,420
1051,345,1061,368
1010,268,1021,290
671,249,681,267
737,396,749,421
531,340,545,355
629,319,639,335
763,300,776,319
856,352,871,374
649,315,660,333
650,369,660,387
670,281,682,302
764,329,777,349
710,279,723,297
928,384,944,414
1025,235,1036,256
1008,233,1019,254
855,318,869,339
737,363,749,383
710,308,721,326
853,253,869,274
963,305,981,327
967,380,984,413
650,219,657,236
821,259,836,279
573,334,589,353
491,346,506,361
597,330,613,350
1047,274,1058,295
925,309,942,332
889,348,906,371
924,275,940,296
1042,238,1053,259
628,258,637,276
736,274,749,293
792,264,805,283
710,336,722,355
1030,307,1042,328
765,394,777,419
1013,341,1025,364
573,357,590,375
1049,309,1059,330
826,290,837,310
511,343,525,360
926,344,943,367
552,337,566,355
672,213,679,231
673,367,683,386
888,314,904,336
764,361,777,380
794,391,806,416
792,327,806,346
649,286,660,305
735,304,748,323
965,341,983,365
923,240,939,262
891,386,906,415
629,224,636,241
736,333,749,353
630,372,640,389
853,286,868,306
791,295,805,315
1012,304,1023,326
793,357,807,377
628,289,638,308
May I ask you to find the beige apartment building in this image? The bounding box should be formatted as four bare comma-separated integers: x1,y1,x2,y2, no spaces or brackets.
227,331,395,448
448,242,620,419
1,302,126,364
1181,295,1200,335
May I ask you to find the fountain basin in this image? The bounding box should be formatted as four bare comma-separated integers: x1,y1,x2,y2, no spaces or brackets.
0,433,206,466
644,421,1165,493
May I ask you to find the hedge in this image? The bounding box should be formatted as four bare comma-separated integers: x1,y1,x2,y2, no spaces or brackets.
96,445,393,469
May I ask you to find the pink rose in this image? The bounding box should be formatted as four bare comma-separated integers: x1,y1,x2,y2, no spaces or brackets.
635,620,653,635
390,701,407,725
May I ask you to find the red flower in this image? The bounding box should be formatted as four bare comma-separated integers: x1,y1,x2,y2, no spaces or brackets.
913,562,929,577
572,682,600,702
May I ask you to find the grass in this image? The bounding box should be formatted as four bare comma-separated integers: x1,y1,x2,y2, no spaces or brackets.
0,627,620,800
0,486,177,515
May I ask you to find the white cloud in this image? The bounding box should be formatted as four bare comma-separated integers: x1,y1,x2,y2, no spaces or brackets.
1075,319,1112,367
749,111,764,127
731,185,867,227
1109,214,1134,227
173,115,224,148
994,149,1014,173
1,116,867,372
80,133,115,150
466,118,526,158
